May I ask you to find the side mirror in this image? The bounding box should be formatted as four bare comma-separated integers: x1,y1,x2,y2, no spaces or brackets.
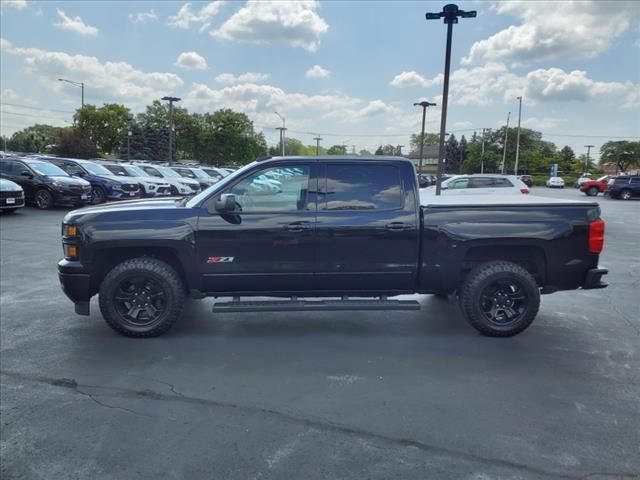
20,171,33,178
214,193,236,212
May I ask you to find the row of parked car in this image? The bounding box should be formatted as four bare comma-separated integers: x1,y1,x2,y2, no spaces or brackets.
0,154,236,212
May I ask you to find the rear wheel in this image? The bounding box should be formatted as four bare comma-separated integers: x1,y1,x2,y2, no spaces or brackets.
459,261,540,337
35,189,53,209
99,257,185,337
586,187,599,196
620,189,632,200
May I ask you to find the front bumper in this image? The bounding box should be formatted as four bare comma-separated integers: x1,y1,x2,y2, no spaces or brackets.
582,267,608,290
0,192,25,208
58,259,91,315
107,189,142,201
54,190,91,207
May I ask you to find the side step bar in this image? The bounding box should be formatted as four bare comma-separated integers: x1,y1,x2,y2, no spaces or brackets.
212,296,421,313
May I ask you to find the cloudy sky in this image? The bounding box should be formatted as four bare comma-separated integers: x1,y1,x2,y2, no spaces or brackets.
1,0,638,157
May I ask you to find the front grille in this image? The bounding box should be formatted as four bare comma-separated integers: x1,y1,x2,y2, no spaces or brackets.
0,191,24,199
82,184,91,192
69,185,83,192
121,184,139,192
189,184,200,192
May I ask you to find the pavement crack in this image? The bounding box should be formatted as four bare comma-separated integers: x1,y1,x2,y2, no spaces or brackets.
75,387,154,418
1,368,613,480
599,288,640,336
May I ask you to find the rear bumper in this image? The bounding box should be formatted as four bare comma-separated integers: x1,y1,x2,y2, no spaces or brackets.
582,267,608,290
58,259,91,315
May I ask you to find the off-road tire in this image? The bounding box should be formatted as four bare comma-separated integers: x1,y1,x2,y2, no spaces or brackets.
99,257,185,338
459,261,540,337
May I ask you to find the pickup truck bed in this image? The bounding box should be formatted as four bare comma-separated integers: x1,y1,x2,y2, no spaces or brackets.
58,156,607,338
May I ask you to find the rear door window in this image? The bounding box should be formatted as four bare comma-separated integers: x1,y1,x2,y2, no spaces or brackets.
324,164,402,210
493,178,514,187
469,177,495,188
448,178,470,189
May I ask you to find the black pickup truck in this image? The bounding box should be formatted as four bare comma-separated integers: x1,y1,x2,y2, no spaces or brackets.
58,156,608,338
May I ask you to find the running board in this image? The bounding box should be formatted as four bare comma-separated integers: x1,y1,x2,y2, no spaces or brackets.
212,297,421,313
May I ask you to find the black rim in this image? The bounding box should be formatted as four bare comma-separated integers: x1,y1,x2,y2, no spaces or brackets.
92,187,104,204
113,275,167,327
36,191,51,208
480,279,528,327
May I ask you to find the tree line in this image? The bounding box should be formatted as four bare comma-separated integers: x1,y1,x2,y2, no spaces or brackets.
2,102,639,173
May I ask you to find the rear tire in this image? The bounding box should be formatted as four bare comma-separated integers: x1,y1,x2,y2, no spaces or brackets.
459,261,540,337
99,257,185,338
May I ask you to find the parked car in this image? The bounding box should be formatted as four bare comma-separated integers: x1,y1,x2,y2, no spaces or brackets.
580,175,612,196
422,174,529,195
0,157,91,209
100,163,172,198
135,164,201,196
200,167,226,182
171,166,218,191
574,175,592,188
0,178,25,213
518,175,533,188
546,177,565,188
606,175,640,200
43,157,141,204
58,156,607,338
418,174,436,188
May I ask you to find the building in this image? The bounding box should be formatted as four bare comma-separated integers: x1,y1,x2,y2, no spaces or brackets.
407,145,440,173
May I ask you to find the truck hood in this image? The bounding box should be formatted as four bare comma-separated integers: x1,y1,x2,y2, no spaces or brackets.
64,197,182,223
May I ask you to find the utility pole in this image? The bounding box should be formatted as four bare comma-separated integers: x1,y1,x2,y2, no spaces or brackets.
413,101,437,174
396,145,404,156
314,136,322,156
161,96,181,165
501,111,511,174
127,130,132,161
481,128,487,174
58,78,84,108
514,96,522,175
352,145,356,155
426,3,476,195
274,112,286,156
584,144,594,173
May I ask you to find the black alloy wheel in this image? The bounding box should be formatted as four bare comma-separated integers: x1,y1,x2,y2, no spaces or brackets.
91,186,106,204
35,189,53,209
479,279,528,328
113,275,167,328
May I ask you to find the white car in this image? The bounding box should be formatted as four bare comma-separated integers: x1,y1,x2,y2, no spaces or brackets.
574,175,591,188
135,164,201,196
421,174,530,195
102,163,172,197
0,178,25,213
546,177,565,188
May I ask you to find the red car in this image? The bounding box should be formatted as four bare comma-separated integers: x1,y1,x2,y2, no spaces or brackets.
580,176,612,196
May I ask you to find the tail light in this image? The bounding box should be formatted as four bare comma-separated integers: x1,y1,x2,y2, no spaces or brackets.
520,188,529,194
589,219,605,254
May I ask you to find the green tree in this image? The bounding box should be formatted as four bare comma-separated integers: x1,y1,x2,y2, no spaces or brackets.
445,134,460,173
74,103,133,155
458,135,468,174
374,144,396,155
359,149,372,156
6,124,63,153
55,128,97,159
327,145,347,155
599,141,640,173
410,132,439,155
558,145,576,173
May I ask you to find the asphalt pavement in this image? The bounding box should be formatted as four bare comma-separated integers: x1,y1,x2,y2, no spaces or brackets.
1,187,638,480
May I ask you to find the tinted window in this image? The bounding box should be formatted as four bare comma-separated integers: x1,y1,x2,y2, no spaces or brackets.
0,160,14,174
141,166,162,177
228,165,310,212
630,177,640,184
28,161,68,176
469,177,495,188
83,162,112,175
494,178,514,187
105,164,127,176
448,178,469,189
324,164,402,210
59,162,85,176
174,168,195,178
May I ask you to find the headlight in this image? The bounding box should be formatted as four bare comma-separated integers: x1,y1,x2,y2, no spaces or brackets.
148,184,156,190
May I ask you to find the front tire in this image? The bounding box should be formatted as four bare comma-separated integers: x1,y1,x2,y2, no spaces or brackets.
620,189,632,200
99,257,185,337
91,186,106,204
586,187,598,196
459,261,540,337
34,189,53,209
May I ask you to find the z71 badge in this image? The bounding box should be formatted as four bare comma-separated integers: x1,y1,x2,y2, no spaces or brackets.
207,256,235,264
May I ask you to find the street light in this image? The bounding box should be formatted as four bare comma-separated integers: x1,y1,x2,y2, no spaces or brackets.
413,101,437,174
514,96,522,175
161,96,181,165
274,111,286,156
58,78,84,108
426,3,476,195
501,111,511,174
127,130,132,161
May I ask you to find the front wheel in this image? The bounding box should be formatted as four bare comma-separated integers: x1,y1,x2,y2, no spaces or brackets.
91,186,106,204
620,189,632,200
99,257,185,337
459,261,540,337
586,187,599,196
35,189,53,209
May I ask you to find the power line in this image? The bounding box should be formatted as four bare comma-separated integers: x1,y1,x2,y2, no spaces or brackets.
0,102,75,114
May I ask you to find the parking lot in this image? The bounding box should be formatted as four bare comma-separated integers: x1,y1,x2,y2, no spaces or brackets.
1,188,638,479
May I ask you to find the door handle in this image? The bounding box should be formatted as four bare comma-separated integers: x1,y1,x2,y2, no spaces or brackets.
385,222,412,231
285,221,312,232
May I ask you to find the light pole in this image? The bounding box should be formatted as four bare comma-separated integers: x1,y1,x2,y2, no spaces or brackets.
426,3,476,195
501,111,511,174
58,78,84,108
584,144,595,173
274,111,286,156
313,136,323,156
161,96,181,165
514,96,522,175
127,130,132,161
413,101,437,174
481,128,489,174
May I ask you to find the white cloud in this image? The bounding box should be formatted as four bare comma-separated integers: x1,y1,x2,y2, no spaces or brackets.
524,68,627,103
389,71,443,88
215,72,269,85
129,10,158,24
2,39,183,109
305,65,330,79
168,1,225,32
213,0,329,52
174,51,208,70
1,0,27,11
463,1,639,65
521,117,566,130
53,9,98,36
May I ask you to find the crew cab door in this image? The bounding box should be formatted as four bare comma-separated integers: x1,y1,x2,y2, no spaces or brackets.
315,162,419,292
197,162,319,293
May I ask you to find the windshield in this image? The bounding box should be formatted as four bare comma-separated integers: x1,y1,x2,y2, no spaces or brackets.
29,162,69,177
124,165,148,177
173,167,195,178
83,162,113,176
158,166,182,178
185,162,256,208
191,168,209,178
